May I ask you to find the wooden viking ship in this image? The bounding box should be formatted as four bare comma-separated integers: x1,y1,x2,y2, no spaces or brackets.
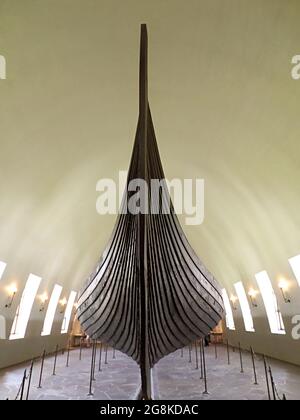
77,24,224,399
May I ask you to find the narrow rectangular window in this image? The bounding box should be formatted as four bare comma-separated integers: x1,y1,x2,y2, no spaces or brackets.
41,284,63,336
61,291,77,334
221,288,235,330
0,261,7,280
255,271,285,335
9,274,42,340
289,255,300,287
234,281,255,332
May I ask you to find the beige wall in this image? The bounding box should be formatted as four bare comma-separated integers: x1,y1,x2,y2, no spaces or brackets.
1,0,300,368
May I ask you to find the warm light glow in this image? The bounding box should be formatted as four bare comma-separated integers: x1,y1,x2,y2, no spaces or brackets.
289,255,300,287
6,283,18,295
248,288,258,298
39,292,49,304
278,278,288,291
59,297,67,307
230,295,238,304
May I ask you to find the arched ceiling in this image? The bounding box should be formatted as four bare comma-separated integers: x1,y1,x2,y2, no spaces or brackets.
1,0,300,298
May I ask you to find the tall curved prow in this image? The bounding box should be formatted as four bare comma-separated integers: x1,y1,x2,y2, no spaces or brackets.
136,23,151,400
76,24,225,402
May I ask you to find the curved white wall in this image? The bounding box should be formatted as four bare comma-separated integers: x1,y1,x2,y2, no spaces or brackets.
1,0,300,367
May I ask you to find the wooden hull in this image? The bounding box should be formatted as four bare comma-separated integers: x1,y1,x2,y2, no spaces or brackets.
77,24,224,399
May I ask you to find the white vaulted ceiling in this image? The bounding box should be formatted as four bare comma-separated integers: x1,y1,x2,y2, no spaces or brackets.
1,0,300,364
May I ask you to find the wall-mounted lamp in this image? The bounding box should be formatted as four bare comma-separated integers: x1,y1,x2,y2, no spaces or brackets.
230,295,238,310
248,289,258,307
278,279,291,304
59,297,67,313
39,292,48,312
5,284,17,308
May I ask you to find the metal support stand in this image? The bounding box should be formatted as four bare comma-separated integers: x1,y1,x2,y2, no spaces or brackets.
113,347,116,359
37,350,46,388
181,348,183,358
214,341,217,359
250,346,258,385
26,359,34,400
226,339,230,365
201,339,209,395
238,342,244,373
195,341,199,370
20,369,27,400
98,342,103,372
53,344,59,375
66,341,70,367
268,366,276,400
105,343,108,364
79,338,83,361
88,341,96,396
200,340,203,380
92,340,96,381
188,345,192,363
263,355,271,400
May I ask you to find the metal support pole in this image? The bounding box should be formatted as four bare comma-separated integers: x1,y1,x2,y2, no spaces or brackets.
105,343,108,364
88,340,96,396
53,344,59,375
79,337,83,361
195,341,199,370
201,339,209,395
263,355,271,400
92,340,96,381
37,350,46,389
180,348,183,358
250,346,258,385
188,344,192,363
66,341,70,367
200,340,203,380
98,342,103,372
113,347,116,359
238,342,244,373
268,366,276,400
26,359,34,400
214,341,217,359
226,339,230,365
20,369,27,400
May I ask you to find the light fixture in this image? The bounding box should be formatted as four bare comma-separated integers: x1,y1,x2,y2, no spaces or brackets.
248,288,258,307
5,284,17,308
230,295,238,310
278,278,291,304
39,292,49,312
59,297,67,313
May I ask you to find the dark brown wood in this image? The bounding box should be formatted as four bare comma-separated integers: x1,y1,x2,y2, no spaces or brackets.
76,24,224,400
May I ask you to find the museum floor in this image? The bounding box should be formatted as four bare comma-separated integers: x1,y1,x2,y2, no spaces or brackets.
1,344,300,400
